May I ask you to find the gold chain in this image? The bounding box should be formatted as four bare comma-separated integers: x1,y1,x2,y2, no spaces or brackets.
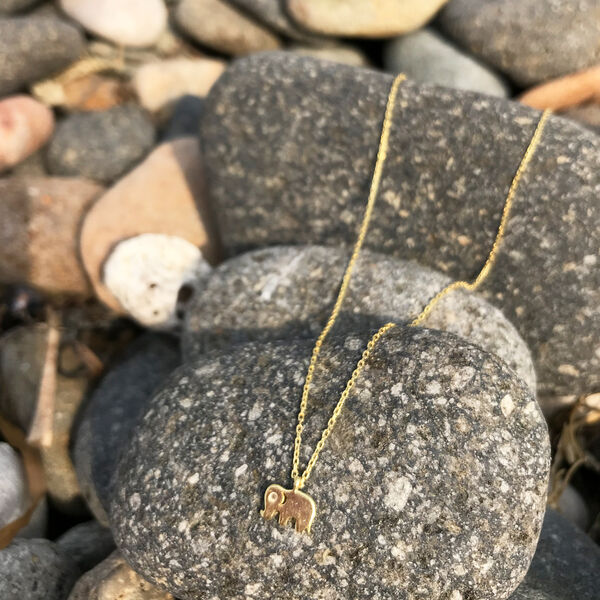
291,73,551,491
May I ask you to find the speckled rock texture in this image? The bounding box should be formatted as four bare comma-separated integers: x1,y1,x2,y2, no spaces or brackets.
111,330,550,600
200,52,600,399
0,16,84,96
228,0,323,42
181,245,535,390
510,509,600,600
73,334,180,525
46,105,155,183
0,538,79,600
56,521,115,573
437,0,600,86
67,551,174,600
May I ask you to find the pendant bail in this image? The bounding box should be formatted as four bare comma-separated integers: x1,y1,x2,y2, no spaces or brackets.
293,478,301,491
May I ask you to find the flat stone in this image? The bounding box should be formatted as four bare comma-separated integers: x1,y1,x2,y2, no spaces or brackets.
59,0,167,48
175,0,280,56
79,138,220,312
182,245,536,390
510,509,600,600
74,334,180,525
384,28,508,97
133,58,226,113
438,0,600,86
56,521,115,573
0,443,29,529
228,0,323,42
0,95,54,173
200,52,600,399
67,551,174,600
288,0,449,37
46,105,155,184
0,15,84,96
0,177,101,295
111,329,550,600
290,43,369,67
0,538,79,600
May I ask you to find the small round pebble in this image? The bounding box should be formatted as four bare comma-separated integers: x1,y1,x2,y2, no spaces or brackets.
60,0,167,48
0,95,54,172
56,521,115,573
46,105,155,183
104,233,211,328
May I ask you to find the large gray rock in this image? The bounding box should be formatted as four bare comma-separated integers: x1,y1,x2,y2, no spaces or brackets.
111,329,550,600
181,245,536,390
46,105,155,183
0,538,79,600
0,16,84,96
510,509,600,600
384,28,508,97
73,334,180,525
438,0,600,86
200,52,600,399
0,0,41,14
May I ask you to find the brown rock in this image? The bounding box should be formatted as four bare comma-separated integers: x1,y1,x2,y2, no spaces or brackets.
287,0,449,37
519,66,600,112
79,137,221,312
133,58,226,112
0,96,54,173
68,551,173,600
175,0,280,56
0,177,104,295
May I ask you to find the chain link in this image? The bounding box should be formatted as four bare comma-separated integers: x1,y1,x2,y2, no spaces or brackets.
291,73,551,490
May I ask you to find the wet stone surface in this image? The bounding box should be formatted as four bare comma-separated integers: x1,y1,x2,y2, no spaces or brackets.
111,329,550,600
200,52,600,399
182,245,536,390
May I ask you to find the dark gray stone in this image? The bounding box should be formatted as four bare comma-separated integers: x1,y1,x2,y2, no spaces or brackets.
200,52,600,399
111,329,550,600
510,509,600,600
161,95,204,142
228,0,323,42
182,245,536,390
56,521,115,573
0,538,79,600
384,28,508,97
46,105,155,184
0,16,84,96
73,334,180,525
438,0,600,86
0,0,41,14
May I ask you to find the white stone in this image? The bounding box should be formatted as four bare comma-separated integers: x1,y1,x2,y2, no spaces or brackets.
0,443,29,528
60,0,167,48
104,233,211,328
133,58,226,112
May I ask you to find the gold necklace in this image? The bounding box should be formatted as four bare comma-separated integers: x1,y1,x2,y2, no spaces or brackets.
260,74,551,534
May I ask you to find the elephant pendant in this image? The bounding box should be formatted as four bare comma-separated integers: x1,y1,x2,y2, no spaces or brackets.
260,483,316,534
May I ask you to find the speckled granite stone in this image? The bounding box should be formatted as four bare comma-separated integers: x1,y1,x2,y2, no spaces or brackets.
200,52,600,399
438,0,600,86
111,329,550,600
181,245,536,390
0,538,79,600
46,105,155,183
0,16,84,95
73,334,180,525
510,509,600,600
